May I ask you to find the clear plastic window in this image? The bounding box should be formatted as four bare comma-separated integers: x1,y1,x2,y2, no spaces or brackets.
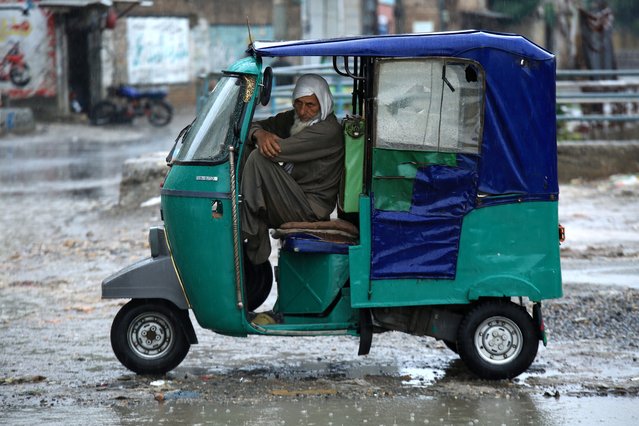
374,58,484,154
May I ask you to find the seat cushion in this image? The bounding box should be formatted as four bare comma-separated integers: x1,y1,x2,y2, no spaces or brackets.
273,219,359,254
272,218,359,244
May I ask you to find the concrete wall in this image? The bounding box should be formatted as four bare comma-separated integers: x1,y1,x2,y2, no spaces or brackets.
0,108,35,135
558,141,639,182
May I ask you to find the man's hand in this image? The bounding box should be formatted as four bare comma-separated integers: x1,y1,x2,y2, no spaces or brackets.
254,129,281,159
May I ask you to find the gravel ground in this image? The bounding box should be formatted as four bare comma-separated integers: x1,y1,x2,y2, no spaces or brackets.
1,124,639,414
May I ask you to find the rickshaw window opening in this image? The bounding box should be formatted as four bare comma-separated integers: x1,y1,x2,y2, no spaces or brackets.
373,57,484,156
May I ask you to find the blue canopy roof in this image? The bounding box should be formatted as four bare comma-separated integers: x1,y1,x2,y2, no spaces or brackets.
252,30,553,61
255,31,558,200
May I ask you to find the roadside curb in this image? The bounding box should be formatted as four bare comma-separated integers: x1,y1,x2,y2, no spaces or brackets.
558,140,639,182
119,152,169,209
0,107,35,136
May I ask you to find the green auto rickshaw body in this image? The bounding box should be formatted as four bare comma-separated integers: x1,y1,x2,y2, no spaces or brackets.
161,58,262,336
103,30,562,378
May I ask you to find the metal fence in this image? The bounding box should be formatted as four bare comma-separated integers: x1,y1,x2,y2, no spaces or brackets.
198,66,639,124
557,69,639,123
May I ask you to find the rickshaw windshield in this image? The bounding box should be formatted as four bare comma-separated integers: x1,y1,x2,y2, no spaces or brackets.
173,76,245,163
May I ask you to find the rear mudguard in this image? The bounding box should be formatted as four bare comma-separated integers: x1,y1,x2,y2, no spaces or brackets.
102,226,197,343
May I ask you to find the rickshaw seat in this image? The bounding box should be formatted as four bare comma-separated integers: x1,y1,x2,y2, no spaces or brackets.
272,219,359,254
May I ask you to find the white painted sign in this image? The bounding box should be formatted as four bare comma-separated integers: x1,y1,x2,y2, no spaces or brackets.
127,17,189,84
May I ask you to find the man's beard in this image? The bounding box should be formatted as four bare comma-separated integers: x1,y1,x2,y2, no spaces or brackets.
290,113,320,136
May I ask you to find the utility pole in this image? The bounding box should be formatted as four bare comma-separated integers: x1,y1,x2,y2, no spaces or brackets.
438,0,448,31
273,0,287,40
362,0,378,35
394,0,405,34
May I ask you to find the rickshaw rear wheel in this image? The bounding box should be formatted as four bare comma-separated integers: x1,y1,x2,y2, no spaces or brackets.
443,340,458,354
456,300,538,380
244,259,273,311
111,299,190,375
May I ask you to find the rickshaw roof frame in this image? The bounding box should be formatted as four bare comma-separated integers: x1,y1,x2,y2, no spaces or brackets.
251,30,554,62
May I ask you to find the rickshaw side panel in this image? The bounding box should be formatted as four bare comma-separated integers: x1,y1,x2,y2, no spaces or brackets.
162,163,246,335
350,200,561,308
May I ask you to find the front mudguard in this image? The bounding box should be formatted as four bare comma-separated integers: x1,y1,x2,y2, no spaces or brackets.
102,255,188,309
102,226,197,343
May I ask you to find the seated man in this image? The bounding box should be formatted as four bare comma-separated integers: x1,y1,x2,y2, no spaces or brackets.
241,74,345,265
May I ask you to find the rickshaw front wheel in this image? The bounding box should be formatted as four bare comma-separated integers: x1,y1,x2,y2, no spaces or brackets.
456,300,538,380
111,299,191,375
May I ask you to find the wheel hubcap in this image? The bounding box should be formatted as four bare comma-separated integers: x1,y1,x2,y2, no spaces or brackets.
128,312,173,360
474,316,523,365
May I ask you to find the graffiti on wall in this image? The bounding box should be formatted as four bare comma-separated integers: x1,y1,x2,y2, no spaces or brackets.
127,17,189,85
0,3,56,99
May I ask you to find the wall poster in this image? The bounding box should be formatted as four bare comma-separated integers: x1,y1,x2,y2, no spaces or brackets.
0,1,56,99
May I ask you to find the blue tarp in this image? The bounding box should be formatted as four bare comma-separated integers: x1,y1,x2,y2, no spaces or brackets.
371,164,478,279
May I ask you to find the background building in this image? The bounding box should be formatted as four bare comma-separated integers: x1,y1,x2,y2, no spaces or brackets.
0,0,637,119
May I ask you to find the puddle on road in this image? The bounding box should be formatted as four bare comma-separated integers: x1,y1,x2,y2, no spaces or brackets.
0,134,168,198
562,258,639,289
3,395,639,425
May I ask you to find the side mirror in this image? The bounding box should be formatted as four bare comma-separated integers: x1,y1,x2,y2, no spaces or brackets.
259,67,273,106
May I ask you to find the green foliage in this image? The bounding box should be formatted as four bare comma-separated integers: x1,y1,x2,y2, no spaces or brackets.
607,0,639,35
488,0,540,20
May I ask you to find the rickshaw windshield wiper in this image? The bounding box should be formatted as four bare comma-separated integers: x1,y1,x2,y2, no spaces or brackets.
442,64,456,93
166,120,195,164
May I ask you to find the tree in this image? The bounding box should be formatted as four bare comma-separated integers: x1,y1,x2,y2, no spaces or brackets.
607,0,639,35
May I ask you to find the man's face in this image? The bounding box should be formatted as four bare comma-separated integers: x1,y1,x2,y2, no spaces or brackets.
293,94,320,122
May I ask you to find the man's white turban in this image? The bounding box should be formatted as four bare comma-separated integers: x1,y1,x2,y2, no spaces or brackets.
292,74,334,121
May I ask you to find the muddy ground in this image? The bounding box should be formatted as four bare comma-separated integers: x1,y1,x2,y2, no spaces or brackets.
1,120,639,424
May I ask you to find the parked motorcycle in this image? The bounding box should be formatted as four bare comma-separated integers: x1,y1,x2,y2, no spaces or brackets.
0,41,30,87
90,85,173,126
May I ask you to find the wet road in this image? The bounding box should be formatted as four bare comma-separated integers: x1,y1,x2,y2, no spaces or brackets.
1,117,639,425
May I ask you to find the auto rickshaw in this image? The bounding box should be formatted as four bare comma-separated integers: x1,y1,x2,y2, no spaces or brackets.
102,30,562,380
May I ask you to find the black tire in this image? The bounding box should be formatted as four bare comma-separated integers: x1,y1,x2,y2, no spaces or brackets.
9,63,30,87
456,300,538,380
147,100,172,126
90,101,117,125
243,258,273,311
110,299,191,375
443,340,458,354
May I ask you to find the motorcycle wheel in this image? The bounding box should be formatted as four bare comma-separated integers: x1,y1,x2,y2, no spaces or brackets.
9,63,30,87
90,101,117,125
147,100,173,127
110,299,191,375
